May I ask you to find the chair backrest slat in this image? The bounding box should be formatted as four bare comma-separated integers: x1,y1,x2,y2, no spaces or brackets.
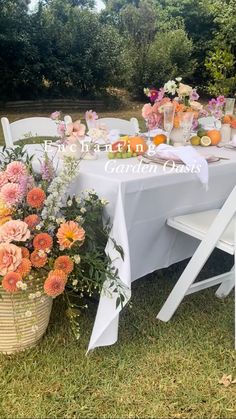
1,116,72,147
93,117,140,136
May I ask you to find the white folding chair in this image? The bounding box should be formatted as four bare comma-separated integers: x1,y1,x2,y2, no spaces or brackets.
157,185,236,348
89,117,140,136
1,115,72,147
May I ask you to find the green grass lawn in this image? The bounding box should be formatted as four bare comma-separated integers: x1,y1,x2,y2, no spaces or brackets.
0,107,235,418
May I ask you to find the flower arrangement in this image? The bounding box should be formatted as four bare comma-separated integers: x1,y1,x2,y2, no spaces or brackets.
0,147,124,340
142,77,203,130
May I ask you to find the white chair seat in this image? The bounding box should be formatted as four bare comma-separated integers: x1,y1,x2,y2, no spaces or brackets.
168,210,235,255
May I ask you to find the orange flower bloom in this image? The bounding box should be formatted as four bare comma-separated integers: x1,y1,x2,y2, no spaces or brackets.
57,221,85,249
24,214,40,230
44,269,66,297
16,258,32,278
27,188,46,209
30,250,48,268
54,255,74,274
2,272,21,293
33,233,53,250
21,247,30,258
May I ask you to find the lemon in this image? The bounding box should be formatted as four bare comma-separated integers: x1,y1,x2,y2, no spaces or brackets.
200,136,211,147
190,135,201,146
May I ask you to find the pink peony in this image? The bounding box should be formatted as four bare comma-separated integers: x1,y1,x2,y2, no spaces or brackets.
0,243,22,276
66,121,86,138
0,183,22,205
0,171,8,188
142,104,153,119
85,110,98,122
51,111,61,120
5,162,27,183
0,220,30,243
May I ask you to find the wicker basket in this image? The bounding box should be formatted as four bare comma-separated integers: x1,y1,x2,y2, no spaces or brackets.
0,288,52,354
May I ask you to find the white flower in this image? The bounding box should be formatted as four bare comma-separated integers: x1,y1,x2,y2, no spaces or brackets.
76,196,81,204
72,280,78,286
101,199,109,206
25,310,32,318
176,77,182,82
29,293,35,300
80,207,86,214
73,255,81,264
31,325,39,332
56,217,66,225
68,200,73,207
76,216,84,223
35,291,41,298
36,224,42,230
16,281,27,290
164,80,177,95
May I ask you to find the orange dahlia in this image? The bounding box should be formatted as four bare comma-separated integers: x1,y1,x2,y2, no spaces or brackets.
54,256,74,274
21,247,30,259
16,258,32,278
33,233,53,250
27,188,46,209
44,269,66,297
2,272,21,293
57,221,85,249
24,214,40,230
30,250,48,268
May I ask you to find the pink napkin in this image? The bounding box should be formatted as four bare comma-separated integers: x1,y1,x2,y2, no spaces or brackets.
153,144,209,186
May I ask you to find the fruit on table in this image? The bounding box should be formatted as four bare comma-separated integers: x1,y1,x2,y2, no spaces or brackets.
128,136,148,154
108,151,138,159
190,135,200,146
111,140,127,152
206,129,221,145
197,128,207,138
153,134,167,146
200,136,211,147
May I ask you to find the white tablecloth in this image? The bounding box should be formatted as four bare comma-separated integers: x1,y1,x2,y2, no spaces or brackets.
27,144,236,351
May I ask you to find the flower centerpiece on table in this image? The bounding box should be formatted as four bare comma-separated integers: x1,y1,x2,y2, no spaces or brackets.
0,146,124,351
142,77,203,131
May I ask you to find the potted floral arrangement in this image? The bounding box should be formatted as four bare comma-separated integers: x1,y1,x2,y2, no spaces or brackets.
0,146,123,353
142,77,203,133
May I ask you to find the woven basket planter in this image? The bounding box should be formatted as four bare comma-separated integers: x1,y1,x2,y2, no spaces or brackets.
0,288,52,354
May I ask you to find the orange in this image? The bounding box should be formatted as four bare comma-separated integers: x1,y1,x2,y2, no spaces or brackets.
206,129,221,146
223,115,232,124
128,136,148,154
153,134,167,146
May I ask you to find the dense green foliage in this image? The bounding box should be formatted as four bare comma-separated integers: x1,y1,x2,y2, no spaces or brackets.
0,0,235,99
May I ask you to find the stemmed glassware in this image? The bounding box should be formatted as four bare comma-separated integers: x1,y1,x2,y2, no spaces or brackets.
163,103,175,145
225,98,235,115
178,111,194,145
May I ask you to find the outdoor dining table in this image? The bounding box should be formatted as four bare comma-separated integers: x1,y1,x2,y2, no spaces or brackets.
28,143,236,352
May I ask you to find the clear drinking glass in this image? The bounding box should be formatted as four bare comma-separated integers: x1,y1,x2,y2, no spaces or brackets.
225,98,235,115
178,111,194,145
163,103,175,145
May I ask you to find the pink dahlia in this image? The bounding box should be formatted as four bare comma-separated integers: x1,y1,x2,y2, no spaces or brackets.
5,161,27,182
0,183,22,205
0,220,30,243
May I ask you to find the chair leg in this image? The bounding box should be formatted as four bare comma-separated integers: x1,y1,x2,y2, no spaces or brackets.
215,266,235,298
157,240,211,322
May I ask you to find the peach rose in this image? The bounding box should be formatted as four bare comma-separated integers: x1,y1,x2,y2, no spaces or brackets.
177,83,193,98
0,243,22,275
142,104,153,119
189,101,203,111
0,220,30,243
